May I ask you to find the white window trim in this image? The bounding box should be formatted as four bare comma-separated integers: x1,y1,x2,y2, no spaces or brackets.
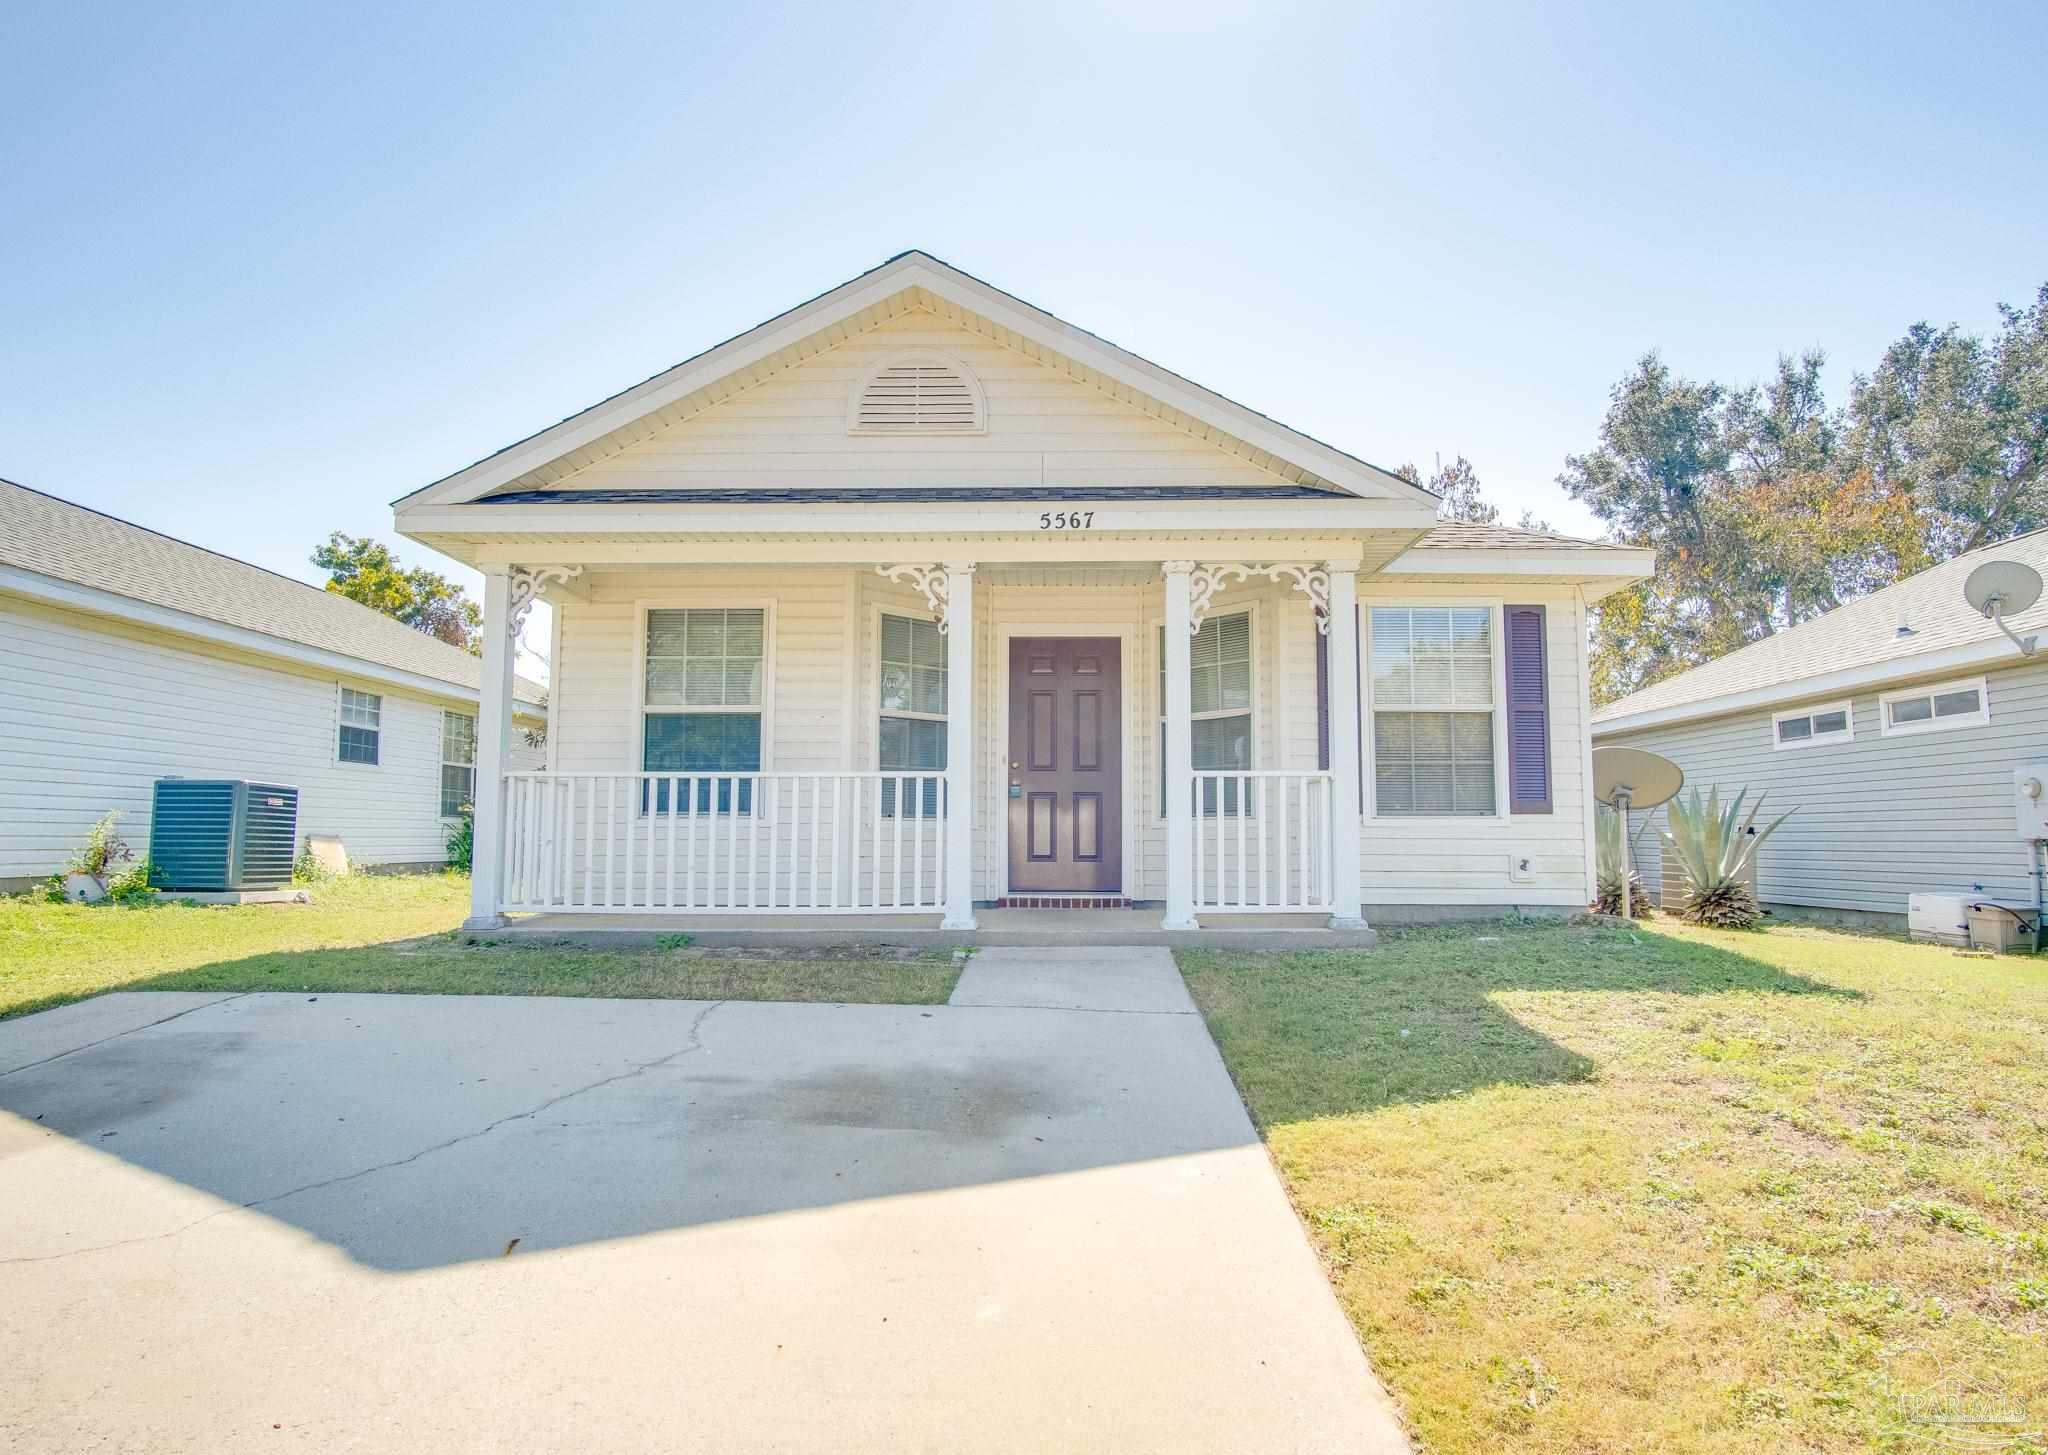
1879,675,1989,738
1771,699,1854,752
845,348,989,436
440,710,478,819
630,599,777,811
870,605,949,817
336,684,383,769
1361,597,1509,824
1154,602,1265,821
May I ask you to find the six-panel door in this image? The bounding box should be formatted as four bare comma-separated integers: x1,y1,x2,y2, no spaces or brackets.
1006,637,1123,893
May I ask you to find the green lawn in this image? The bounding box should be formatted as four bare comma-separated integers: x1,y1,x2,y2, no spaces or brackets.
0,873,959,1018
1181,919,2048,1455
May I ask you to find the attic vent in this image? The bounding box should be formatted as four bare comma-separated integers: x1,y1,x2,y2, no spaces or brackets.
849,352,987,434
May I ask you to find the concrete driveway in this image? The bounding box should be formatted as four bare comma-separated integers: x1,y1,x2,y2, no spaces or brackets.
0,948,1406,1453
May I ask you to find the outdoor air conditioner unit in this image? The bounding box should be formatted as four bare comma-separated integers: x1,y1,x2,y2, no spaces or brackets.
148,779,300,891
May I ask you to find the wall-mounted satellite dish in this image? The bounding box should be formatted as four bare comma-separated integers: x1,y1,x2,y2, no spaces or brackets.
1964,560,2041,657
1591,746,1683,915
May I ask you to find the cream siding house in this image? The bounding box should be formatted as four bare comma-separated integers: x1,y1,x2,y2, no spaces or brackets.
397,252,1649,935
1593,529,2048,924
0,481,545,888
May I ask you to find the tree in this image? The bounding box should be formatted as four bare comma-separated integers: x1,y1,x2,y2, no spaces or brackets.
1843,284,2048,557
313,534,484,654
1400,456,1507,524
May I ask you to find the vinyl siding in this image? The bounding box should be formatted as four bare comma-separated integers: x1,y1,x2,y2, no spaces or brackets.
0,594,536,879
540,309,1302,495
1603,658,2048,916
549,568,1597,910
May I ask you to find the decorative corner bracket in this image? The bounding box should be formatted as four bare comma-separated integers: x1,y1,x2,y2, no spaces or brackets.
877,563,958,634
506,565,584,638
1185,562,1332,634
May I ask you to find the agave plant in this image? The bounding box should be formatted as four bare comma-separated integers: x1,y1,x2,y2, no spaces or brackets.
1660,786,1793,929
1594,803,1651,918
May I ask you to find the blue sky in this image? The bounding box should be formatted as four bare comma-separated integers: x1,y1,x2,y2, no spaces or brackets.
4,0,2042,629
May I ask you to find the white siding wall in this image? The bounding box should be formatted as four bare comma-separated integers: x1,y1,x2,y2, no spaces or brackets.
0,595,530,880
545,310,1302,494
1606,658,2048,917
550,568,1596,911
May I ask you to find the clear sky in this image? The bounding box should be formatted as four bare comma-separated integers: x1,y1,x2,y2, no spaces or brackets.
4,0,2043,654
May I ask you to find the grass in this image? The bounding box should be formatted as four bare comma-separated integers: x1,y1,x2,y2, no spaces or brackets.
1180,918,2048,1455
0,873,959,1018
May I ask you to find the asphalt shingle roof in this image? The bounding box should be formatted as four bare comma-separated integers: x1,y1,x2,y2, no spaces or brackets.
1409,520,1637,552
1593,526,2048,726
0,479,545,707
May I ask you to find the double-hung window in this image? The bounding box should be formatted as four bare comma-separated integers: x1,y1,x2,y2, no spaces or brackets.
338,688,381,765
440,711,477,816
1370,607,1497,816
1158,611,1253,815
642,608,764,812
879,613,946,816
1880,677,1988,736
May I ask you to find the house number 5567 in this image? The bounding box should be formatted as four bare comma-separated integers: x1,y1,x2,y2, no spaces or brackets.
1037,510,1095,530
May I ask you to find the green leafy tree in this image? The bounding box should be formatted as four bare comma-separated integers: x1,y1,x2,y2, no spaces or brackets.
312,534,484,654
1400,456,1510,525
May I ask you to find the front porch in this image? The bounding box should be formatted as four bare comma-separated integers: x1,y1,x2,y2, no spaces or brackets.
485,907,1378,950
463,555,1372,936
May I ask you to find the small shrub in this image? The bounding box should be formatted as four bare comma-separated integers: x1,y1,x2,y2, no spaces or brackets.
66,811,134,880
1661,786,1792,929
293,841,337,885
446,807,474,873
655,933,693,951
1594,803,1651,917
106,858,158,905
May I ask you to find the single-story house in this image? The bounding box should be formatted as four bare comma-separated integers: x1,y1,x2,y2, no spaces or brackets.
0,479,546,890
1593,528,2048,925
393,250,1652,933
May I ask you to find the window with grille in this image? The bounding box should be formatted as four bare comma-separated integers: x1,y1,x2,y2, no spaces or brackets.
879,613,946,817
338,688,381,765
441,711,477,816
1157,611,1253,816
1370,607,1496,816
642,608,765,812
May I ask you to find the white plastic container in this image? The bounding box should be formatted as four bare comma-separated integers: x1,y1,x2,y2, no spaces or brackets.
1907,893,1969,947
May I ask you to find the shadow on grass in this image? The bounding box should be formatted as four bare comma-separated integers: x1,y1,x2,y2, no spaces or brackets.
1179,919,1861,1124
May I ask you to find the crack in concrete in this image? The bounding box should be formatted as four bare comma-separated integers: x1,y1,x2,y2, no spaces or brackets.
0,1000,728,1267
0,993,253,1079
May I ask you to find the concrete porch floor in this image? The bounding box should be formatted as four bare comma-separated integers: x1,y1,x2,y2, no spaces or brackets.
491,907,1376,950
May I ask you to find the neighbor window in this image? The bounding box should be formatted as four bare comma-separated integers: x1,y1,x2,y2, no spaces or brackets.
1370,607,1497,816
1158,611,1253,815
642,608,764,812
440,711,477,816
1880,677,1988,736
879,613,946,816
1772,701,1852,750
338,688,381,765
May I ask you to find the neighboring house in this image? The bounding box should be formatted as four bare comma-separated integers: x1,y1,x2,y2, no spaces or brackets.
0,480,546,890
1593,528,2048,924
393,250,1651,932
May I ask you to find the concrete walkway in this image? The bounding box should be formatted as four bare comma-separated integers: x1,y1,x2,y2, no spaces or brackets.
0,954,1407,1454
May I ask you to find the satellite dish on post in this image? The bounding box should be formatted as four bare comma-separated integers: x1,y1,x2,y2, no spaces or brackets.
1964,560,2041,656
1591,746,1683,917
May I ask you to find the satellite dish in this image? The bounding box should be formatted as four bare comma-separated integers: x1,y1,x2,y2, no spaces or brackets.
1964,560,2041,656
1592,746,1683,812
1591,746,1682,919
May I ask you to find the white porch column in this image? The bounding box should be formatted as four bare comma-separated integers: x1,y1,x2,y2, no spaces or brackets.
1325,562,1367,929
942,562,977,930
465,565,515,930
1162,561,1198,930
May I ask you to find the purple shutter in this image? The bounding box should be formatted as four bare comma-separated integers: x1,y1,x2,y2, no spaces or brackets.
1505,605,1552,813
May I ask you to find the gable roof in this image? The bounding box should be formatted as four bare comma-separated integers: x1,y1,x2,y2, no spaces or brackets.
1592,527,2048,734
396,250,1439,511
0,479,546,710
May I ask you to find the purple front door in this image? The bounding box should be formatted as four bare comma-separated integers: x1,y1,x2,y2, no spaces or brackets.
1007,637,1123,894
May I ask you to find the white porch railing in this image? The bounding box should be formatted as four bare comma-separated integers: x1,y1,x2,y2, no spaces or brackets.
1189,771,1334,914
500,772,948,914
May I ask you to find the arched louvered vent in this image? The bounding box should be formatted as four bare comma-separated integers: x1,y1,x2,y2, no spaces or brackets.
848,352,987,434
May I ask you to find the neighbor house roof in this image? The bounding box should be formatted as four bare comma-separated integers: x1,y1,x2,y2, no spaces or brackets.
0,479,546,711
1593,526,2048,735
1409,520,1643,552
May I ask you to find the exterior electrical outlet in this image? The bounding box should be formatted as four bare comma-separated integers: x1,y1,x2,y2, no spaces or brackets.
148,779,300,891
